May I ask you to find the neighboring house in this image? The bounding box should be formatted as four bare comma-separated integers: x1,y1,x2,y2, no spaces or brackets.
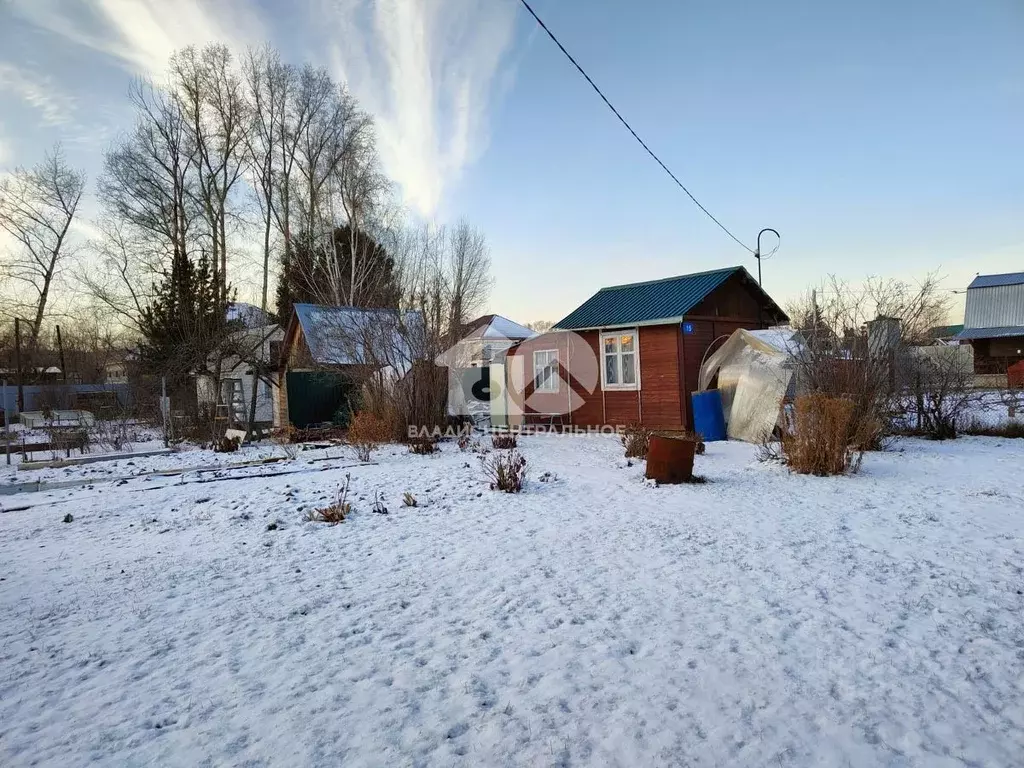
928,324,964,345
437,314,535,426
451,315,535,367
956,272,1024,377
196,323,285,429
507,266,788,430
279,303,424,428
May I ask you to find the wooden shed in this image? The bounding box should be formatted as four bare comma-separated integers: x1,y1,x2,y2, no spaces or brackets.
508,266,788,430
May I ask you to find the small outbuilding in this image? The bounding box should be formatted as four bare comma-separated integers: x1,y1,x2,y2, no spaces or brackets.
956,272,1024,383
279,304,423,428
507,266,789,430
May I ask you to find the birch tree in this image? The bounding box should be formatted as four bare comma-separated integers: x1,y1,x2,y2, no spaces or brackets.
0,143,85,350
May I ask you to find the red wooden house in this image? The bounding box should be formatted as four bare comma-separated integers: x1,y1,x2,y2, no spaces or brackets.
507,266,788,430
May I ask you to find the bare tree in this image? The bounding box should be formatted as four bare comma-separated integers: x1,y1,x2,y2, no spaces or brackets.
76,217,159,335
0,144,85,350
170,44,249,301
787,272,962,446
99,78,198,270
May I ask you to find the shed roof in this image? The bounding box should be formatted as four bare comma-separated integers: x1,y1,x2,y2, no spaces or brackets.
554,266,784,330
292,304,424,368
967,272,1024,289
956,325,1024,341
460,315,535,341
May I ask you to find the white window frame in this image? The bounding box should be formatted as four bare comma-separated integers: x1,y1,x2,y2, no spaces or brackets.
600,329,640,391
532,349,560,393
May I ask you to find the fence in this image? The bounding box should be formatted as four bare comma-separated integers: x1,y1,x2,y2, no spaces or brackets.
0,383,132,416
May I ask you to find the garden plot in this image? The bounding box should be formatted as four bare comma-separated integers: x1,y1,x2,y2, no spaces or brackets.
1,434,1023,766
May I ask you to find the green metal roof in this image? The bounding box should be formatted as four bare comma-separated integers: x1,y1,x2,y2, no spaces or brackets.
930,323,964,339
554,266,769,330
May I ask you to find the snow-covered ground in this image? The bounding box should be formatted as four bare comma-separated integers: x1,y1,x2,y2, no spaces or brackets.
2,434,1023,766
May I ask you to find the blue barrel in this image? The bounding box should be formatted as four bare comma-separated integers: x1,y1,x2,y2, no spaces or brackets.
691,389,727,442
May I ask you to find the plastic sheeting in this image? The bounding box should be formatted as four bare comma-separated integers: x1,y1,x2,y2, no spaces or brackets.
698,328,802,443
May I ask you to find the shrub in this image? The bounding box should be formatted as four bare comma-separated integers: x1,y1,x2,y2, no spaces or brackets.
961,419,1024,439
408,435,439,455
457,434,472,452
491,432,518,449
782,394,860,476
621,423,651,459
347,410,392,462
306,474,352,524
213,435,240,453
482,449,527,493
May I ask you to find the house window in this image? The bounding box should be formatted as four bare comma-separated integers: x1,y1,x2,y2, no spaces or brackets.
533,349,559,392
601,330,639,390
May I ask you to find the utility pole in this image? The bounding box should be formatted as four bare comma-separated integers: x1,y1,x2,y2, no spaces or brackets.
754,228,780,329
13,318,24,413
55,325,68,383
753,228,780,288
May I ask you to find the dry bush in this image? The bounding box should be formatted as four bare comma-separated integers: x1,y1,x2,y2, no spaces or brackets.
961,419,1024,439
782,394,861,476
306,475,352,524
482,449,527,493
491,432,518,450
789,272,953,449
457,433,472,452
408,435,439,455
347,410,392,461
621,423,651,458
213,435,240,453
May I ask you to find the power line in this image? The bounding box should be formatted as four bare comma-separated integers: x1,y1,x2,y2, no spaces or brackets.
517,0,754,253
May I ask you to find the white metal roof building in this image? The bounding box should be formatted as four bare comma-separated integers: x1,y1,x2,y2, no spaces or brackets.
956,272,1024,374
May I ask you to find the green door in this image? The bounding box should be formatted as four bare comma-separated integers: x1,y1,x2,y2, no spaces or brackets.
286,371,352,428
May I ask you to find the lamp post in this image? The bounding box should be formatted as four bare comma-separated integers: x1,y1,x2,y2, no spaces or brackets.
753,228,779,288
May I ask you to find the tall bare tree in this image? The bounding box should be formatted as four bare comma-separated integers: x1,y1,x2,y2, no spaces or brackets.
0,143,85,350
170,44,249,301
99,78,197,270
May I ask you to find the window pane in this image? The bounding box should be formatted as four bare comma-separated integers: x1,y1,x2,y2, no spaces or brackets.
622,352,636,384
605,353,618,384
620,334,635,353
604,336,618,354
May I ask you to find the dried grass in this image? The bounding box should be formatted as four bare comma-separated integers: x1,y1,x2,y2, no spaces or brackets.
482,449,527,493
621,423,651,459
491,432,518,450
347,410,393,462
782,394,861,476
306,475,352,524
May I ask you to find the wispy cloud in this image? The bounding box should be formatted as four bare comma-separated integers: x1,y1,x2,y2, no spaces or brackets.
8,0,267,79
0,63,77,126
324,0,518,216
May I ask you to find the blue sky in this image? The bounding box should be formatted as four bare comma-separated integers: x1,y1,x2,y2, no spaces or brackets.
1,0,1022,325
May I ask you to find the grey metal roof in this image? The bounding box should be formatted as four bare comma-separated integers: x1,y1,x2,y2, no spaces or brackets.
554,266,782,330
963,282,1024,330
956,325,1024,341
967,272,1024,289
293,304,424,369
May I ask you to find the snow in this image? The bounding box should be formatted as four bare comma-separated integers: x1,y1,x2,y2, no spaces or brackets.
2,434,1024,766
480,315,536,340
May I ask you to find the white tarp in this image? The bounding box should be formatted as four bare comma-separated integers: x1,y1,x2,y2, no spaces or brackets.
698,328,803,443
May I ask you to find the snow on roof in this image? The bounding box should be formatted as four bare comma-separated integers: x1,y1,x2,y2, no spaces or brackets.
228,302,274,328
293,304,425,369
479,316,536,340
459,314,535,341
745,327,804,355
